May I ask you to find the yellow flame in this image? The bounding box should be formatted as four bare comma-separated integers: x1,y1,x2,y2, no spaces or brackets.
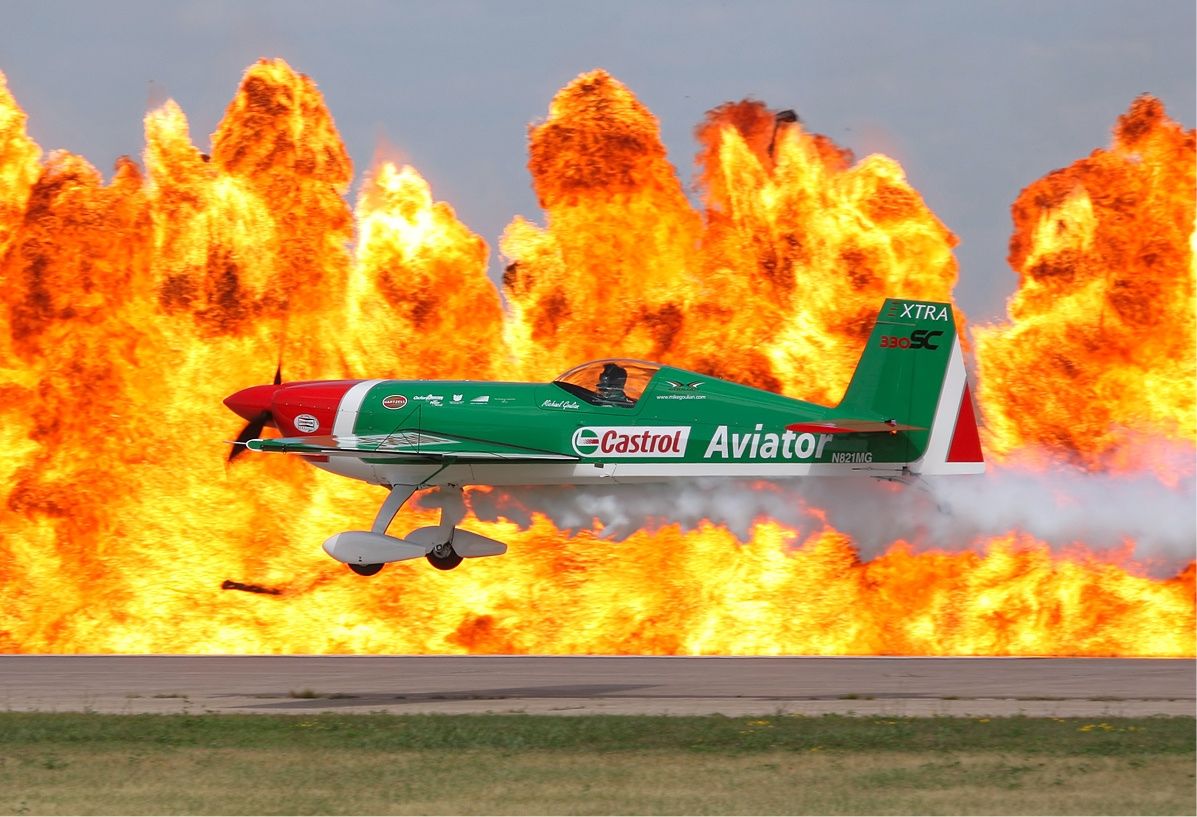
0,63,1190,656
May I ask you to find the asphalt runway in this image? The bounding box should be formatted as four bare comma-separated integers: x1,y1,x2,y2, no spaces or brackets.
1,656,1192,717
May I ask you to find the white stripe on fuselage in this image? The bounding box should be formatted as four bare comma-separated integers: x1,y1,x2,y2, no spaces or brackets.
334,380,384,437
353,460,904,488
310,380,386,484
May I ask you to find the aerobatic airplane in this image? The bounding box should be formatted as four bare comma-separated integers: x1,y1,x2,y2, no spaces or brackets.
225,298,984,575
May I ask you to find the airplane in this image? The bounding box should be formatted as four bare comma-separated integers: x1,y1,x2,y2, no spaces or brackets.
224,298,984,575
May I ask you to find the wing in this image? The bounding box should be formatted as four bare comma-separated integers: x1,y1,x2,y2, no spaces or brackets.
244,430,578,461
786,419,925,434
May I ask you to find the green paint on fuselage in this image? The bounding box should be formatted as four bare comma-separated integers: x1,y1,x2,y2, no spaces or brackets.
348,299,956,467
350,372,892,466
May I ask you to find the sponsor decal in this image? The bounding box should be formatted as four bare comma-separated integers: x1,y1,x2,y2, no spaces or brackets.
542,399,581,410
830,451,873,464
664,379,704,392
885,302,950,322
451,394,464,403
470,395,490,404
704,424,833,460
381,394,408,410
294,413,320,433
571,426,691,458
879,329,944,350
655,394,706,401
412,394,444,406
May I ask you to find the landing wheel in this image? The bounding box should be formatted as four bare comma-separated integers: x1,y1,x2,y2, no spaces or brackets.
426,542,463,571
348,562,384,576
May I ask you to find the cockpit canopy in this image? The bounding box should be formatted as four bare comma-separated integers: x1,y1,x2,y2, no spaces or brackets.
553,359,661,407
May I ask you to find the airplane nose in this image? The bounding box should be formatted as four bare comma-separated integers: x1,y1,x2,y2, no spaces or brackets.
224,384,280,421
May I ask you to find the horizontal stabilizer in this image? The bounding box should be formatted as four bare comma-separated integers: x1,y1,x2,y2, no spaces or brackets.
786,419,925,435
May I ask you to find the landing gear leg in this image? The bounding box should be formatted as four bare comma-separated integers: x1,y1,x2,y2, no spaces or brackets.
425,485,465,571
372,485,417,535
404,485,506,565
342,484,417,576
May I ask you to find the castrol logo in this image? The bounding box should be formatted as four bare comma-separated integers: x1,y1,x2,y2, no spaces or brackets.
571,426,691,458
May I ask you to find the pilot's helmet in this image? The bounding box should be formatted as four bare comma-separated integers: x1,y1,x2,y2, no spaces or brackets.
598,363,627,391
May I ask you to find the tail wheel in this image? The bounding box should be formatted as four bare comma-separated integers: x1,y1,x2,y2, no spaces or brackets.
349,563,384,577
426,542,463,571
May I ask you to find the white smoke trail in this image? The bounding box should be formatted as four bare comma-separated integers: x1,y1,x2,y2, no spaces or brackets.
458,446,1195,576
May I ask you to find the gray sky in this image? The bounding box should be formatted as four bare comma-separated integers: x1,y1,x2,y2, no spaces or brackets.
1,0,1193,322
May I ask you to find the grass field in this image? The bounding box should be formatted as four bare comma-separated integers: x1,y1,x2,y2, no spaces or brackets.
0,713,1192,815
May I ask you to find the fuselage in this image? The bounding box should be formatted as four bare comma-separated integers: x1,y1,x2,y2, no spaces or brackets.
237,363,919,488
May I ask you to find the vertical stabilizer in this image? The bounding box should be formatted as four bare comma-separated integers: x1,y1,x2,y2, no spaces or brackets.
838,299,984,474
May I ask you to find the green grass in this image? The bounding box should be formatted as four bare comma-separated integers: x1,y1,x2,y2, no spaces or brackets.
0,712,1190,755
0,714,1192,815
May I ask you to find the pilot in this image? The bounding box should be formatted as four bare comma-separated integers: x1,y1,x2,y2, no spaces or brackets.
596,363,633,406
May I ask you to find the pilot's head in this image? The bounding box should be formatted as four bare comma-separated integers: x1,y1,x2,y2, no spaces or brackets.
598,363,627,392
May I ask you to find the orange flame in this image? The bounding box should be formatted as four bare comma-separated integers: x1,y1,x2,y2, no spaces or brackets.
0,70,41,263
974,95,1196,476
351,162,503,379
686,99,962,402
0,62,1192,656
501,70,702,379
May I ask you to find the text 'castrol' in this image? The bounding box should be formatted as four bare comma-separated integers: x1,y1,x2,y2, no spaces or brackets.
572,426,691,458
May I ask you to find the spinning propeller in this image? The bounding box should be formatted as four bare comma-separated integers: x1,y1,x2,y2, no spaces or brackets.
227,365,282,463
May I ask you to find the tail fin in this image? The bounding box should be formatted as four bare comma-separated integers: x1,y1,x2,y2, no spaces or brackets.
837,299,984,475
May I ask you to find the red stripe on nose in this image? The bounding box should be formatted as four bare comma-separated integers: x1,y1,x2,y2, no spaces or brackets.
224,385,280,422
271,381,362,436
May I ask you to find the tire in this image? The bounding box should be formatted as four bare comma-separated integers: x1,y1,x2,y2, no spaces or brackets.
349,562,384,576
426,544,463,571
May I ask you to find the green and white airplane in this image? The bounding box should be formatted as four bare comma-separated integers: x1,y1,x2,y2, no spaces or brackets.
225,298,984,575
